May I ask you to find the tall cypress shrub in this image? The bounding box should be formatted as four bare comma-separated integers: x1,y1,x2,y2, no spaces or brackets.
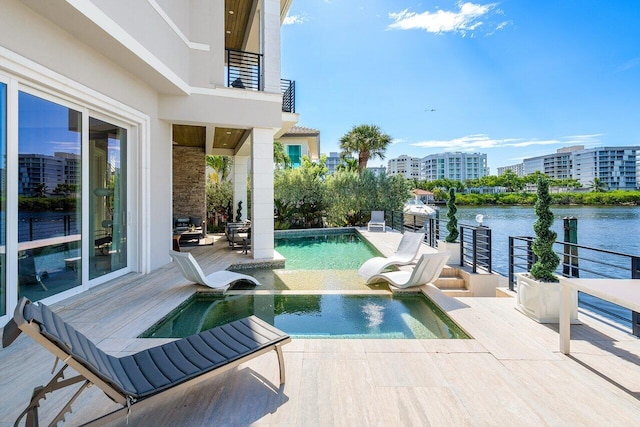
446,188,459,243
530,177,560,282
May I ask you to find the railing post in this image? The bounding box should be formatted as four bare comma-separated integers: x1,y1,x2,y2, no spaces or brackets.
472,228,478,273
485,227,492,273
509,237,515,290
459,225,464,267
435,210,440,241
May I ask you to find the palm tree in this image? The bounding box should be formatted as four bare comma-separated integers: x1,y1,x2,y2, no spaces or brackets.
339,124,392,174
206,155,233,183
336,157,358,173
589,177,607,193
273,140,291,169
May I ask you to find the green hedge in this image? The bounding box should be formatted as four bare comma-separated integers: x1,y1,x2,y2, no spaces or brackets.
455,191,640,206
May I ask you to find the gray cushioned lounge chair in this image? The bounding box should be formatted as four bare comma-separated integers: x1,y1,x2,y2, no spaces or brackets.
2,297,290,426
367,210,386,232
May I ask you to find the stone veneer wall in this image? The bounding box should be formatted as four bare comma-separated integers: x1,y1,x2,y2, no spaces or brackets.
172,146,206,225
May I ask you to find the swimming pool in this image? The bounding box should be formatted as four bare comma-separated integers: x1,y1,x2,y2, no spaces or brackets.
141,294,469,339
231,230,388,291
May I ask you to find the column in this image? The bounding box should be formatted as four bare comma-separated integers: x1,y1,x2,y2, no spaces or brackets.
261,0,281,93
251,128,274,259
233,156,248,222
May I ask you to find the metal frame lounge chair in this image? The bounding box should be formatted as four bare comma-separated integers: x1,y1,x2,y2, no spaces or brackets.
2,297,291,426
357,231,425,280
365,251,451,289
367,210,386,232
170,250,260,291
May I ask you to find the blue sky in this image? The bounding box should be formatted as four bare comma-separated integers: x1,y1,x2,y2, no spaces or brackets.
281,0,640,173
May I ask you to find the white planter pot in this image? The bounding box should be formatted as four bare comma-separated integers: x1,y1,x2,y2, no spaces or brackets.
437,240,460,265
516,273,578,324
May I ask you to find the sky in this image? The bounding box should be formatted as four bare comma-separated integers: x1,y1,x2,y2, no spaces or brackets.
281,0,640,174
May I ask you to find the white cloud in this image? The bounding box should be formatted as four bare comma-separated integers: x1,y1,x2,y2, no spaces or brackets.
410,134,603,151
283,14,306,25
388,2,508,37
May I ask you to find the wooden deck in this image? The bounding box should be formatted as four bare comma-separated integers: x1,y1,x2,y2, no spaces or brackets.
1,230,640,426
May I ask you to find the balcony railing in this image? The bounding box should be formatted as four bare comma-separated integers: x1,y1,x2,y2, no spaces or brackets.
281,79,295,113
387,211,492,273
227,49,262,91
226,49,297,113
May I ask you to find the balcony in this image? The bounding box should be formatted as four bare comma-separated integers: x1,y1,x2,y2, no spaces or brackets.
226,49,296,113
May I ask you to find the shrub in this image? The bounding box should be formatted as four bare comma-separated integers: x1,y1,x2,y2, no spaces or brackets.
446,188,459,243
530,178,560,282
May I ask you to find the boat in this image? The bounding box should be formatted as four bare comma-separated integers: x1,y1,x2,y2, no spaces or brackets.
403,198,437,230
404,198,437,217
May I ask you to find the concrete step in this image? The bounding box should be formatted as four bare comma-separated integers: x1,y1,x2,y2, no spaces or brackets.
440,266,459,277
434,276,466,290
441,289,473,297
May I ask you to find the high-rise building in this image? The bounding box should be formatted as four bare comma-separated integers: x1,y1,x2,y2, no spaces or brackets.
522,146,583,179
387,155,421,179
497,163,524,177
572,146,639,190
420,152,488,181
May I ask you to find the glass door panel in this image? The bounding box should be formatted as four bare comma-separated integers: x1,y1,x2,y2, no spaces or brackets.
89,118,127,279
0,82,6,315
18,92,82,301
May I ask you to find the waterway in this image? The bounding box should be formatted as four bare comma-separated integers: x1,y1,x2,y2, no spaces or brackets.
442,205,640,327
448,205,640,276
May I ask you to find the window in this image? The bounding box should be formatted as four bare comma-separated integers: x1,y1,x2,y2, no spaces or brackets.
287,145,301,168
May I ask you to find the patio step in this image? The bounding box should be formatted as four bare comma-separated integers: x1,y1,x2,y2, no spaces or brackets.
434,276,466,289
441,288,473,297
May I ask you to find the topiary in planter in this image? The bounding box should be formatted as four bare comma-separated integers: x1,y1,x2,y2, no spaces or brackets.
530,177,560,282
446,188,459,243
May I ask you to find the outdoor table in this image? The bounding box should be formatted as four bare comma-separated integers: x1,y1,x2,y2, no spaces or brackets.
559,277,640,354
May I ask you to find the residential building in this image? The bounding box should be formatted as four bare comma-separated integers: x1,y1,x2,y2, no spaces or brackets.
420,152,488,181
0,0,296,323
276,126,320,167
523,146,583,179
572,146,639,190
496,163,524,177
522,145,639,190
367,166,387,176
388,155,421,179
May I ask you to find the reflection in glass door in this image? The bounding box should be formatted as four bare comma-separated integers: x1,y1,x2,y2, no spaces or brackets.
17,92,82,302
89,118,127,279
0,83,6,315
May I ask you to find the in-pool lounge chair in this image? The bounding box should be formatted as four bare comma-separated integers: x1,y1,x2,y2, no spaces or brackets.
358,231,425,281
367,210,386,232
170,250,260,291
2,297,291,426
365,251,451,289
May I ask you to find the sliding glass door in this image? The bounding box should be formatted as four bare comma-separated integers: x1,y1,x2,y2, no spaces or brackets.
0,83,6,316
89,117,127,279
17,92,82,301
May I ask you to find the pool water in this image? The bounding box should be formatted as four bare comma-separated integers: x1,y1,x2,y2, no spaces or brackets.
274,233,379,270
141,294,469,339
231,232,388,291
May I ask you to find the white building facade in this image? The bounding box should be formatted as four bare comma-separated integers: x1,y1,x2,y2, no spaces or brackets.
420,152,488,181
0,0,296,323
572,146,639,190
496,163,524,177
387,155,421,179
522,146,582,179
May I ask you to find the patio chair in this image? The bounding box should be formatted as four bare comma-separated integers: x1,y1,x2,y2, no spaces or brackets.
357,231,425,280
2,297,290,426
365,251,450,289
367,210,386,232
170,250,261,290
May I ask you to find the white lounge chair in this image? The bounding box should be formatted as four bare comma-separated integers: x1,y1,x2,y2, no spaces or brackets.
367,210,386,232
170,250,260,290
358,231,425,280
365,251,451,289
